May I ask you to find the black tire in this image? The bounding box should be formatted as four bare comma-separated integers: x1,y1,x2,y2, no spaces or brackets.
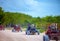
35,32,39,35
12,29,15,32
54,37,58,41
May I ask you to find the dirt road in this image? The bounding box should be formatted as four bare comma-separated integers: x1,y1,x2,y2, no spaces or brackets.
0,30,59,41
0,30,43,41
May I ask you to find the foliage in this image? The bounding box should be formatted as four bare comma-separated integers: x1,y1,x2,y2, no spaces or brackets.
0,7,60,32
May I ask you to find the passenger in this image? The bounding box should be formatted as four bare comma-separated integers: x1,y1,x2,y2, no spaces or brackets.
48,23,58,33
30,24,39,35
30,24,36,32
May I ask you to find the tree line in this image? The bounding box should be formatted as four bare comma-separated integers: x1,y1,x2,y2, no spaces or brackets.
0,7,60,29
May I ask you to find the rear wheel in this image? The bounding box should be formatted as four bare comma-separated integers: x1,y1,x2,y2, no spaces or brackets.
54,37,58,41
12,29,15,32
35,32,39,35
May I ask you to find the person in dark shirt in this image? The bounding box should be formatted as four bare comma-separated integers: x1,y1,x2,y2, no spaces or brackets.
26,24,31,35
27,24,31,30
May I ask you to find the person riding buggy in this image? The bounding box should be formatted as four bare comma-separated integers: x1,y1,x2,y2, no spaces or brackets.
12,24,22,32
43,23,60,41
26,24,39,35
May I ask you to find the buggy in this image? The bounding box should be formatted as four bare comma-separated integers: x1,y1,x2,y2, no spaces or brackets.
26,28,39,35
43,23,60,41
12,25,22,32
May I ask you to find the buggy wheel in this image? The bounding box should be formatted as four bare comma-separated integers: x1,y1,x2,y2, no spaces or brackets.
35,32,39,35
54,37,58,41
12,29,15,32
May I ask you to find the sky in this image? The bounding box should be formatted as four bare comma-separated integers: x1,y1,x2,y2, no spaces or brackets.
0,0,60,17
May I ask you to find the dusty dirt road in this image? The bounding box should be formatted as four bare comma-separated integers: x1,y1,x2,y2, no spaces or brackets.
0,30,43,41
0,30,60,41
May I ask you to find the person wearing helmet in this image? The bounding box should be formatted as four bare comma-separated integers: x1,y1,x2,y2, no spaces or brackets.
49,23,58,33
26,23,31,35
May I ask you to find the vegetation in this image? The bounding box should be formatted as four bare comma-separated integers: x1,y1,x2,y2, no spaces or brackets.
0,7,60,32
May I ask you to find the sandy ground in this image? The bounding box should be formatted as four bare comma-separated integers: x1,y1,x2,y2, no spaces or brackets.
0,30,60,41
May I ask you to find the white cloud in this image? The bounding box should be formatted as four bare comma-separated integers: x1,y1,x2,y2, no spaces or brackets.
23,0,40,11
24,0,39,7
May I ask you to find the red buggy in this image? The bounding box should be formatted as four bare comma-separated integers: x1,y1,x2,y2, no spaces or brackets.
45,29,60,41
12,25,22,32
43,23,60,41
